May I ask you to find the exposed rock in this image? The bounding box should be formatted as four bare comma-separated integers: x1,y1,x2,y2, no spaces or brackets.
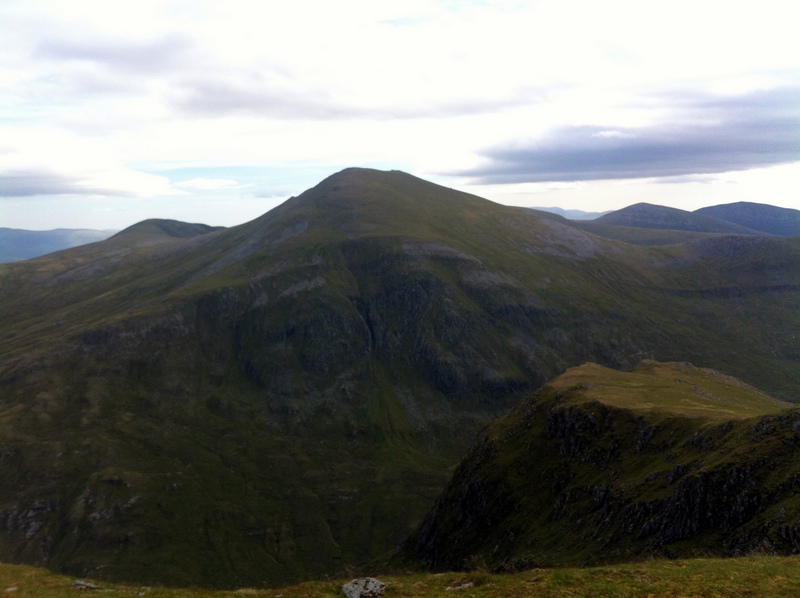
445,581,476,591
72,579,100,590
341,577,386,598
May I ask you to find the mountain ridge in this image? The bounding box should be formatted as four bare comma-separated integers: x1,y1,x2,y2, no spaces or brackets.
0,228,117,263
696,201,800,236
592,202,758,234
1,168,799,587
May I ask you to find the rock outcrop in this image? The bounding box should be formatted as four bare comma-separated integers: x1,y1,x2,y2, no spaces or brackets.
402,361,800,571
342,577,386,598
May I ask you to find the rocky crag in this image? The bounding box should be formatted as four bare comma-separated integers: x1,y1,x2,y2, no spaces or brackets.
403,361,800,571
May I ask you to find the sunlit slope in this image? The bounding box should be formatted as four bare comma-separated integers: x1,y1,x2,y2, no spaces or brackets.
551,361,789,419
0,168,799,587
403,361,800,571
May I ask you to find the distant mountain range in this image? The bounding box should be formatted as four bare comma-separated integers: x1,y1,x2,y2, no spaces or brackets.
0,228,117,263
593,202,758,233
1,168,799,588
3,200,797,264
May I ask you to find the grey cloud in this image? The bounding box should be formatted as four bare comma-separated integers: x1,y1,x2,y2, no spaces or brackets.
170,74,358,120
653,174,721,185
35,33,195,75
0,169,128,197
171,75,545,121
457,87,800,184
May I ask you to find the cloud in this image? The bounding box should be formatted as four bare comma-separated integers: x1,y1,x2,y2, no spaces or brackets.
176,178,242,191
169,73,357,120
653,174,721,185
35,33,195,75
168,70,545,121
0,169,101,197
0,167,181,198
456,87,800,184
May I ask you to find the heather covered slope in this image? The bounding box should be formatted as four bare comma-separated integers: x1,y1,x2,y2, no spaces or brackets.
402,361,800,572
1,168,800,587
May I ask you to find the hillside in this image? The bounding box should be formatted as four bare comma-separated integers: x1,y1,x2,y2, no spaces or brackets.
1,168,800,587
590,203,757,234
402,361,800,571
110,219,224,241
0,228,116,263
5,557,800,597
696,201,800,236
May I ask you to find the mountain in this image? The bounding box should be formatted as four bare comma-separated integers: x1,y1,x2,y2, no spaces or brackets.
401,361,800,571
572,202,765,246
590,203,758,234
696,202,800,236
0,228,117,263
1,168,800,587
110,219,224,241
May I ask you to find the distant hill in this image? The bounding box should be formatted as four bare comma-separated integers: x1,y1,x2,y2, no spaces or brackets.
528,207,610,220
0,228,117,263
696,202,800,236
111,218,224,241
592,202,757,233
401,361,800,571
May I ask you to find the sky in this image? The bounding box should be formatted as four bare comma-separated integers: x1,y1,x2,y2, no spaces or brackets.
1,0,799,231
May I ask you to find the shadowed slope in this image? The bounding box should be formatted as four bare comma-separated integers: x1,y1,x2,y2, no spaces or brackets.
402,361,800,572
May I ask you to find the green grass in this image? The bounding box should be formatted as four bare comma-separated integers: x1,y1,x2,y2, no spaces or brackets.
4,557,800,597
551,361,790,420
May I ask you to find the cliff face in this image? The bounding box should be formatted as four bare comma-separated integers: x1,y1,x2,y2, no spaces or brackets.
402,362,800,571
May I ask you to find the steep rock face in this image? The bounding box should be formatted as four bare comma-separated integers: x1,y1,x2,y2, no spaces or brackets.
402,362,800,572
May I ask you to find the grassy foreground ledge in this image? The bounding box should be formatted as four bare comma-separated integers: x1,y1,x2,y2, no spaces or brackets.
3,557,800,597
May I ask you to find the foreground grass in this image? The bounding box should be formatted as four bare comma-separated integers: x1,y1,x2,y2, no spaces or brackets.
3,556,800,597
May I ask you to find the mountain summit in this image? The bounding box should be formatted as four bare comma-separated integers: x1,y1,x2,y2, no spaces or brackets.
1,168,799,587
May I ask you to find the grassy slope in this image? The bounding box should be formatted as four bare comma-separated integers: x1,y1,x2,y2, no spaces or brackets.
551,361,789,420
4,558,800,597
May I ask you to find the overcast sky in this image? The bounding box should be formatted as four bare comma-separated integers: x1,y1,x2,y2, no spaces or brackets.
1,0,799,230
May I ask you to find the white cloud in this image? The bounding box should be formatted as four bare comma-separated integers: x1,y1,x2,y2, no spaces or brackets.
591,130,638,139
0,127,184,198
176,178,242,191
